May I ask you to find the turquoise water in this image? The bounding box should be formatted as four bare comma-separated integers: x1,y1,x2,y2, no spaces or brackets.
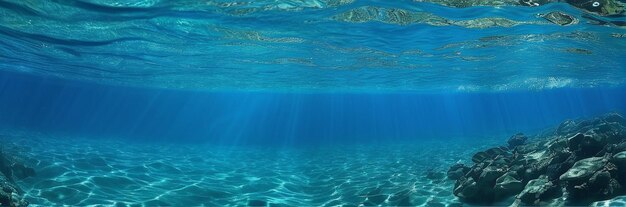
1,0,625,91
1,0,626,206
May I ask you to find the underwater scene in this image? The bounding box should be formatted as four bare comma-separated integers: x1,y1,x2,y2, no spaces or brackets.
1,0,626,206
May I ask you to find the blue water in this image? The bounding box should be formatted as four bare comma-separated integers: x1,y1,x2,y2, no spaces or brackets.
2,70,625,146
1,0,625,91
1,0,626,206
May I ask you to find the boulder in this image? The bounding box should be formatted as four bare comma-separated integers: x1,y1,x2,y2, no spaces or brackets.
507,133,528,149
450,113,626,206
560,157,606,182
452,165,508,203
447,164,470,180
565,161,621,201
603,113,626,125
612,151,626,167
567,133,604,158
517,176,560,205
478,166,505,186
494,172,524,199
471,147,509,163
453,177,479,200
556,119,578,136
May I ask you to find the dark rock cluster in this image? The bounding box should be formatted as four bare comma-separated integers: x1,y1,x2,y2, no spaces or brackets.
0,147,35,207
448,113,626,205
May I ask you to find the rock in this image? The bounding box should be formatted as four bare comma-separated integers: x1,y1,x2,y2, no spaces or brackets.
565,161,621,201
453,165,507,203
0,147,34,207
560,157,606,182
567,133,604,158
556,119,578,136
0,190,21,207
603,113,626,125
517,176,561,205
539,11,578,26
591,195,626,206
507,133,528,149
547,138,568,152
612,151,626,167
479,166,505,186
0,176,27,207
494,172,524,199
544,151,574,181
447,164,470,180
559,156,622,201
453,177,479,200
471,147,509,163
450,113,626,206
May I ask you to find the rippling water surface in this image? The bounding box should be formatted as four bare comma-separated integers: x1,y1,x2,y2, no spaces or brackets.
1,0,625,91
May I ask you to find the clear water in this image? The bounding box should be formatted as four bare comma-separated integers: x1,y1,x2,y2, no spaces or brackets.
1,0,626,206
1,0,625,91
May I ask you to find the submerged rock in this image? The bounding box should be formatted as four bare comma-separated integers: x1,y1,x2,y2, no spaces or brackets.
447,164,470,180
613,151,626,167
448,113,626,206
471,147,509,163
560,157,606,181
494,172,524,199
517,176,561,205
0,145,35,207
556,119,578,136
604,113,626,125
453,177,480,201
507,133,528,149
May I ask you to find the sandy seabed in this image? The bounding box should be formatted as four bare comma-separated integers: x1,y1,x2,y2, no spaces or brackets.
4,131,619,206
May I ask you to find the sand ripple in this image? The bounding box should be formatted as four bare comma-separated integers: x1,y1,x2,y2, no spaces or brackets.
11,136,503,206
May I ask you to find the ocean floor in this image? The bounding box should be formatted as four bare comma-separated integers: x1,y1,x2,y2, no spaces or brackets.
1,131,512,207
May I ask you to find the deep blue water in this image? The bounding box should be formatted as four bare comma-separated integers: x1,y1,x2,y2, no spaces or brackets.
1,70,625,146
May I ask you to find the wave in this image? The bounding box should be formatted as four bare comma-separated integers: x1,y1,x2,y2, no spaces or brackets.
0,0,624,91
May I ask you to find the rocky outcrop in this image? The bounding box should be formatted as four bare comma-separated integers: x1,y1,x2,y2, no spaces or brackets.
507,133,527,149
517,175,560,205
448,113,626,205
0,147,35,207
447,164,470,180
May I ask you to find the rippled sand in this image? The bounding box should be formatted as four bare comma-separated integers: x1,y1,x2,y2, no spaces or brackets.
9,135,503,206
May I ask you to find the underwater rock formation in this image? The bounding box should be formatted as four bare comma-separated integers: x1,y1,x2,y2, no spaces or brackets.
0,148,35,207
507,133,528,149
448,113,626,205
